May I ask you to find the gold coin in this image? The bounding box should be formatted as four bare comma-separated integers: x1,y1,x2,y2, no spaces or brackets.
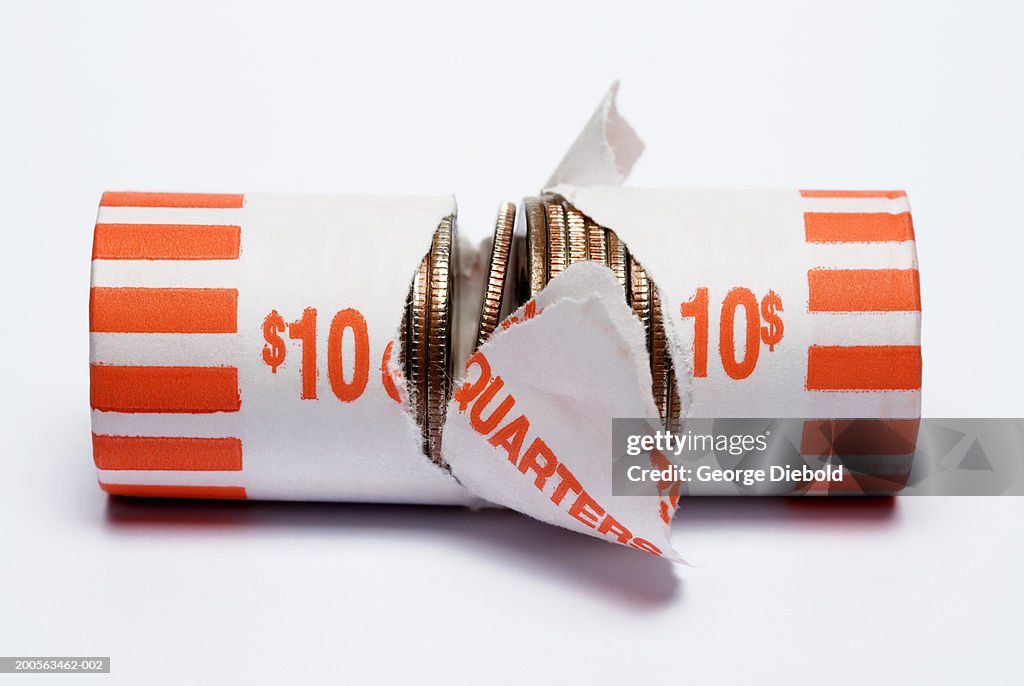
565,203,587,265
628,253,652,348
524,197,547,298
607,229,628,298
630,256,678,427
665,367,681,433
426,217,455,467
545,196,567,280
649,280,670,425
476,202,516,349
586,217,607,264
404,254,430,453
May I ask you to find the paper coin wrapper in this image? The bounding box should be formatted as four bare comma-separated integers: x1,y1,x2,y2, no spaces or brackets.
89,85,921,560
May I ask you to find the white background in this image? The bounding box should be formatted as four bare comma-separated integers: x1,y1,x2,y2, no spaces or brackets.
1,1,1022,683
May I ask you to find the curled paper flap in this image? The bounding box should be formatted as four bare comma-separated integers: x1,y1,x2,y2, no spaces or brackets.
544,81,645,188
442,264,681,561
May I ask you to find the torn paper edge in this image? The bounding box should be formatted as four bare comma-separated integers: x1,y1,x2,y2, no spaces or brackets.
544,81,645,188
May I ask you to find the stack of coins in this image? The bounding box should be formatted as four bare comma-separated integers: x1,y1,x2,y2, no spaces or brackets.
404,199,680,466
514,195,681,430
400,217,456,466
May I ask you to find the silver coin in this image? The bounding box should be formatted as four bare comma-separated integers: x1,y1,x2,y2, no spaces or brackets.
524,197,548,298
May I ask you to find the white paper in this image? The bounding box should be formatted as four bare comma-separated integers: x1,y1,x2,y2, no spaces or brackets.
442,264,681,560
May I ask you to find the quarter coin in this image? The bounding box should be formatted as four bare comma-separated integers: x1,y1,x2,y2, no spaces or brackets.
524,197,548,298
426,217,455,467
545,196,567,280
476,202,516,348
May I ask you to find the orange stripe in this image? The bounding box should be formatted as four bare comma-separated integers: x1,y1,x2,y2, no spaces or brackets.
804,212,915,243
93,224,240,260
800,419,920,456
90,287,238,333
90,365,240,413
800,190,906,199
100,192,243,208
100,483,247,499
806,346,921,391
93,434,242,471
808,269,921,312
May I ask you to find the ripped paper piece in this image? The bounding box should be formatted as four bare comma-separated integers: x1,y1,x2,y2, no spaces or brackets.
442,264,682,561
544,81,644,189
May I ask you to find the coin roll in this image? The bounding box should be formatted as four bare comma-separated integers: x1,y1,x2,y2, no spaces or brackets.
89,192,474,504
88,187,922,503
